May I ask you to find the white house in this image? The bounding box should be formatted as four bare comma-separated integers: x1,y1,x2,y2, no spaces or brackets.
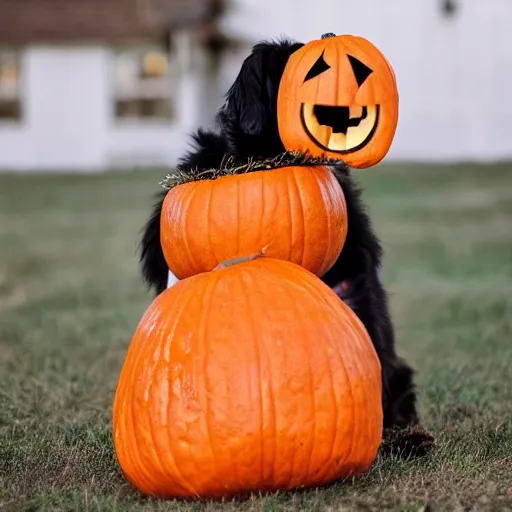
1,0,512,172
0,0,242,171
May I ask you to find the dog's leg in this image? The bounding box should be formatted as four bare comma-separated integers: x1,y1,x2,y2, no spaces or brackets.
380,357,435,457
364,270,435,457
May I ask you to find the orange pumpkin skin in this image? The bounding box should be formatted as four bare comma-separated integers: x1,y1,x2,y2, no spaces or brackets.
277,34,399,169
113,258,382,499
160,165,347,279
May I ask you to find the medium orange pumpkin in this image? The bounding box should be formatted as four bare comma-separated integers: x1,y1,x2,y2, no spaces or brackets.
113,257,382,499
277,33,399,169
160,162,347,279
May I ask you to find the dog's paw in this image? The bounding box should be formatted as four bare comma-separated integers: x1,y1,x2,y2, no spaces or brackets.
381,425,436,458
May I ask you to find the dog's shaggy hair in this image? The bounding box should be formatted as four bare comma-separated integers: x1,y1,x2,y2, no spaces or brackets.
140,38,433,450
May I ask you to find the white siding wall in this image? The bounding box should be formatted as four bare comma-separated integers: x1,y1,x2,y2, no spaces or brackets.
26,47,109,170
0,45,194,171
223,0,512,163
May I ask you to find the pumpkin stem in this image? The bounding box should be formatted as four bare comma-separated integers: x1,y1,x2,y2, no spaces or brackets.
213,246,269,271
321,32,336,39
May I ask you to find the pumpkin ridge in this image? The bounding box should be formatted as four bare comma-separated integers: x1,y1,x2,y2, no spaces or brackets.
334,40,340,108
259,170,266,258
162,286,204,496
195,181,219,274
285,261,353,485
131,314,161,492
121,308,156,494
254,261,300,487
200,272,224,489
126,307,163,494
290,167,306,268
319,306,342,482
124,393,152,494
206,182,217,268
291,269,361,477
326,306,358,478
249,260,297,486
113,328,134,487
146,337,181,495
314,45,322,107
247,263,279,487
114,361,140,491
285,170,294,263
315,168,334,275
324,172,346,274
139,300,193,496
302,281,345,484
262,313,278,489
174,185,199,277
238,265,268,488
281,281,317,486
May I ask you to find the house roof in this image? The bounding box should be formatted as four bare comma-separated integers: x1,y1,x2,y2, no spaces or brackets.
0,0,217,44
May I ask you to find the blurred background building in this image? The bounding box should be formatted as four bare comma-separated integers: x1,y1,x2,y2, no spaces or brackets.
0,0,510,171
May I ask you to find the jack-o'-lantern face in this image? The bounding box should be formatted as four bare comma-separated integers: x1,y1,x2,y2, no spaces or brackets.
277,34,399,169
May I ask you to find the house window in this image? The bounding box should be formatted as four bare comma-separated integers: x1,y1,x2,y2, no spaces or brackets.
0,50,21,120
114,47,175,121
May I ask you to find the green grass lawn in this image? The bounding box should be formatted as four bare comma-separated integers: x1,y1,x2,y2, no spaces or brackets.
0,163,511,511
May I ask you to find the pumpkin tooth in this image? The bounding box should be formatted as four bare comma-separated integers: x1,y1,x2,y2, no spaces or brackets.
316,124,332,147
328,132,347,151
303,103,331,146
349,106,363,119
346,105,377,151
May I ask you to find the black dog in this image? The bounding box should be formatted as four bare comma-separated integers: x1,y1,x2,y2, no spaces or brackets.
140,39,433,453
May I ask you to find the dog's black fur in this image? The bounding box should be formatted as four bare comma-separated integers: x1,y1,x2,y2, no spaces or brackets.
140,39,432,446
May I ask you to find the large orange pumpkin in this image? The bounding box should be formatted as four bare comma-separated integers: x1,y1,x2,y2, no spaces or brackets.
277,33,399,169
160,161,347,279
113,257,382,499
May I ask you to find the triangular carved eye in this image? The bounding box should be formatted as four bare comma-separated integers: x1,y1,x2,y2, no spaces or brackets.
304,51,331,82
347,55,373,87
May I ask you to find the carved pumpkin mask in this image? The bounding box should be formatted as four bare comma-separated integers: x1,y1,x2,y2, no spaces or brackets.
277,33,399,169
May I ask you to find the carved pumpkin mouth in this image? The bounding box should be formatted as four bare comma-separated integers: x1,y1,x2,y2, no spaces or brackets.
301,103,380,154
